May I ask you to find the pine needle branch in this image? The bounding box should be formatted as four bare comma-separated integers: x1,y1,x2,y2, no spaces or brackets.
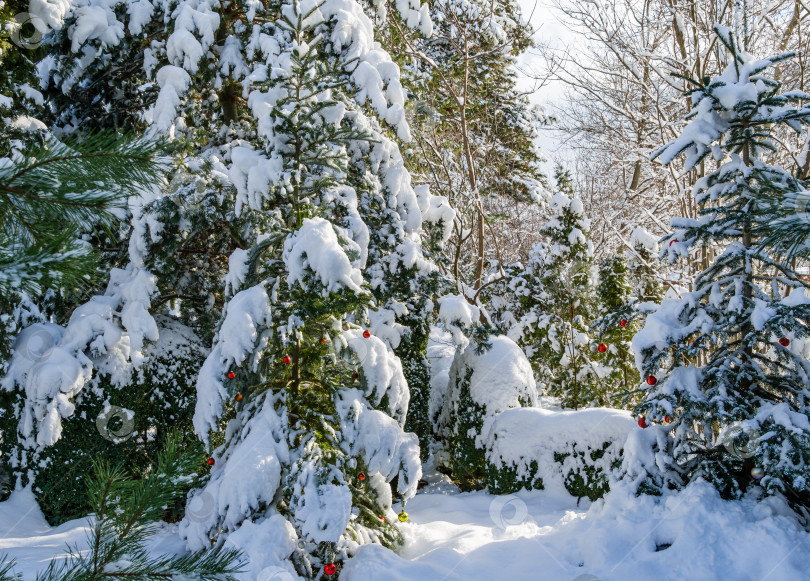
33,432,245,581
0,131,164,297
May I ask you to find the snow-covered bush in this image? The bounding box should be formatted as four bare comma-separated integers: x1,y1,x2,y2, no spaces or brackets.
484,406,636,499
0,317,205,524
435,335,537,490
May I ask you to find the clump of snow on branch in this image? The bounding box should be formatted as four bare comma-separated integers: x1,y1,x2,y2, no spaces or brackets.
193,284,272,443
437,294,479,350
283,218,366,295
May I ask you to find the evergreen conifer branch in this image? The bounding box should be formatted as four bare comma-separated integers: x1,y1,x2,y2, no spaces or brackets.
0,556,20,580
0,131,163,296
31,432,244,581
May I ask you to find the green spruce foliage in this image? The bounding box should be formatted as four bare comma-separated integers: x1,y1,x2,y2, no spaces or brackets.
633,27,810,509
591,255,639,407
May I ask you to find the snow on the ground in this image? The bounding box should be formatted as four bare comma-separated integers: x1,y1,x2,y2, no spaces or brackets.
0,487,85,577
345,471,810,581
0,487,186,579
3,469,810,580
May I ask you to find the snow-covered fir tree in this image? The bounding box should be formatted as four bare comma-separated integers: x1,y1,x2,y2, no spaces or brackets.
501,168,601,409
176,2,439,574
631,26,810,507
0,0,185,517
591,254,637,407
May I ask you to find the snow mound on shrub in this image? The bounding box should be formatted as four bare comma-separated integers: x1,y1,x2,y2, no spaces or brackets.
460,335,537,417
485,406,636,492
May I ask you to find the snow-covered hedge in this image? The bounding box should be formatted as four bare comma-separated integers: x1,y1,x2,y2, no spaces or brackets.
428,330,636,500
484,406,636,500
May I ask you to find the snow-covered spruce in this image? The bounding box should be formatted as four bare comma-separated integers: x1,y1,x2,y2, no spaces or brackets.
629,27,810,505
105,0,438,575
490,169,603,409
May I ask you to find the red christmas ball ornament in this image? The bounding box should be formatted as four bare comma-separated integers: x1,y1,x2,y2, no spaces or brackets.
380,516,385,521
779,337,790,347
363,330,371,338
597,343,607,353
619,319,628,328
353,373,359,381
638,417,648,429
646,375,658,386
321,337,328,345
207,457,215,466
664,416,671,423
227,371,236,380
358,472,366,481
324,563,336,576
283,355,292,364
235,393,243,402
